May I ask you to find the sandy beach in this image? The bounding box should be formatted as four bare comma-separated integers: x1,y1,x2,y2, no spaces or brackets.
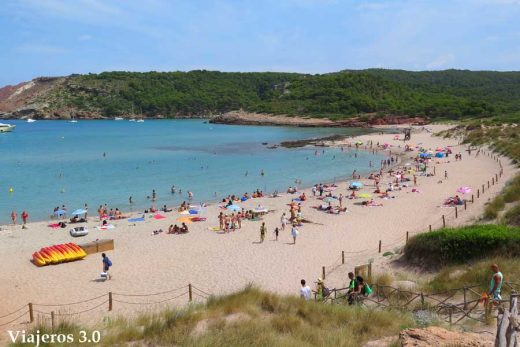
0,124,516,334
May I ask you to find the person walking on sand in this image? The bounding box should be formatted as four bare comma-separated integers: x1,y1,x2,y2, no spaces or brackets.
101,253,112,280
291,224,299,244
152,189,156,202
218,212,224,230
281,212,287,231
260,222,266,243
444,170,448,179
300,279,312,300
274,227,279,241
10,210,17,225
488,264,503,301
21,210,29,226
413,175,417,186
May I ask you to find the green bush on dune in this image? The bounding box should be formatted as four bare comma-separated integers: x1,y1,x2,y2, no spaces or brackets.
404,225,520,267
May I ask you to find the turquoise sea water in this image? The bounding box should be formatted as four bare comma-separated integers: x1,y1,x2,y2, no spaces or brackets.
0,120,385,223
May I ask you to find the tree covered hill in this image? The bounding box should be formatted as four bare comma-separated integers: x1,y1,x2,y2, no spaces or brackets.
2,69,520,121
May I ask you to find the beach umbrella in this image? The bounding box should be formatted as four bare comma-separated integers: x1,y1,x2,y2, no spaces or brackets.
349,181,363,189
435,152,444,158
176,217,193,224
254,206,268,213
53,209,66,216
358,193,372,199
71,208,87,216
323,197,337,203
436,147,443,152
227,204,241,212
457,187,472,194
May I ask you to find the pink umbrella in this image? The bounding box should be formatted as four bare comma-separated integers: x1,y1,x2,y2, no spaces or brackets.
457,187,472,194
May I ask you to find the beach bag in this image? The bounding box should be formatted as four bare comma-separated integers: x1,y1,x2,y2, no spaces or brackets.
363,284,372,296
323,287,331,297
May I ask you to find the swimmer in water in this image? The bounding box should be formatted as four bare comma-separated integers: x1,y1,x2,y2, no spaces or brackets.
129,196,133,204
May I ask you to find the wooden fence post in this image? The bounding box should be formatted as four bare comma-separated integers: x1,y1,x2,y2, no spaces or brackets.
477,189,480,198
342,251,345,264
28,303,34,323
368,263,372,282
442,215,446,228
378,240,382,253
406,231,409,244
420,292,425,309
496,173,498,182
488,181,490,188
434,166,436,175
51,311,55,330
188,283,193,302
471,194,474,203
322,266,326,280
429,225,432,232
463,287,467,310
464,200,467,210
109,292,113,311
449,305,453,325
482,184,485,193
455,207,458,219
492,177,495,185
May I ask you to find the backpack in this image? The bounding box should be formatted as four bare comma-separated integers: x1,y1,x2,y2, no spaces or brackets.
363,283,372,296
106,258,112,267
323,287,331,297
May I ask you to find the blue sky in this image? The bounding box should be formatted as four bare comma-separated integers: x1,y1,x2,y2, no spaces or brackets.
1,0,520,86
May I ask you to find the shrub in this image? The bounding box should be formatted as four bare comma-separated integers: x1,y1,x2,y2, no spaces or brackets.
403,225,520,268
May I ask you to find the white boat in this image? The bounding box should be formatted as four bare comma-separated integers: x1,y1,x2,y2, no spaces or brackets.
114,117,124,121
70,226,89,237
136,119,144,123
0,123,15,133
27,118,36,123
129,119,136,122
69,120,78,123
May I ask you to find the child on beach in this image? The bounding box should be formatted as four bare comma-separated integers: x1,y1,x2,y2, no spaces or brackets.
101,253,112,280
281,213,287,231
291,225,299,244
260,222,266,243
10,210,17,225
274,227,279,241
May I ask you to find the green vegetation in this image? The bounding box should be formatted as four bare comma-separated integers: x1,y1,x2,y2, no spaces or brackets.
41,69,520,120
404,225,520,267
456,124,520,223
425,256,520,293
11,286,414,347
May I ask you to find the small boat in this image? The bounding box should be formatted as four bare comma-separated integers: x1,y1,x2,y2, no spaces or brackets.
70,226,89,237
69,120,78,123
129,119,136,122
114,117,124,121
136,119,144,123
27,118,36,123
0,123,15,133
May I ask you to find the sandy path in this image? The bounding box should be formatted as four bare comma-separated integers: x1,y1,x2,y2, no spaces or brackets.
0,124,516,336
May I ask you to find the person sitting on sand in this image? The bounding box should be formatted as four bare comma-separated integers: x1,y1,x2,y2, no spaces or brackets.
180,223,188,233
152,229,163,235
299,192,307,201
162,205,172,213
168,224,174,234
349,190,357,199
363,199,383,207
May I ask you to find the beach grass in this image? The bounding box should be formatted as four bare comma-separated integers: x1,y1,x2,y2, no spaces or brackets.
10,286,414,347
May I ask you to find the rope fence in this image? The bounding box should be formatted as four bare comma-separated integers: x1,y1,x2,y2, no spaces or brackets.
0,283,212,329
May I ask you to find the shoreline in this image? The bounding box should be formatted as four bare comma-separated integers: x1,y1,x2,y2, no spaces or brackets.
0,124,515,334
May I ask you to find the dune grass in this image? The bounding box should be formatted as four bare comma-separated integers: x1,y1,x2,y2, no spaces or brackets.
404,225,520,268
424,256,520,294
10,286,414,347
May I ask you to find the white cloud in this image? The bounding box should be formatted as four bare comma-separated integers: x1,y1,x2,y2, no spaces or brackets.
14,43,67,54
78,35,92,41
426,54,455,70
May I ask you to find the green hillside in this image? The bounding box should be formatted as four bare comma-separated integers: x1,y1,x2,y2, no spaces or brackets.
36,69,520,120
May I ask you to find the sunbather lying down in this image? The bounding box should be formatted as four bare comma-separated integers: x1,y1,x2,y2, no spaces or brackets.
362,199,383,207
444,195,464,206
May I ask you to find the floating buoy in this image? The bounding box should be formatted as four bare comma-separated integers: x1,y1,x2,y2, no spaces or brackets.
8,187,13,193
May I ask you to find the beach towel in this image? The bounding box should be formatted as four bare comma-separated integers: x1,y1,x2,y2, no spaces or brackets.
128,217,145,222
188,210,199,215
208,226,221,231
96,224,115,230
190,217,207,222
241,197,248,202
180,210,190,215
48,223,60,229
292,198,302,202
153,214,166,220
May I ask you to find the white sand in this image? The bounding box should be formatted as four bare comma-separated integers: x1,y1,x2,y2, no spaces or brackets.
0,124,516,333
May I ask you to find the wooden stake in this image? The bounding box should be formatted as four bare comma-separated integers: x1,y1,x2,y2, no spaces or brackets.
488,181,490,188
109,292,113,311
429,225,432,232
378,240,382,253
464,200,467,210
342,251,345,264
368,263,372,281
482,184,485,193
477,189,480,198
449,305,453,325
322,266,326,280
492,177,495,185
406,231,409,244
442,215,446,228
471,194,474,203
455,207,458,218
51,311,55,330
28,303,34,323
463,287,467,310
188,283,193,302
496,173,498,182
